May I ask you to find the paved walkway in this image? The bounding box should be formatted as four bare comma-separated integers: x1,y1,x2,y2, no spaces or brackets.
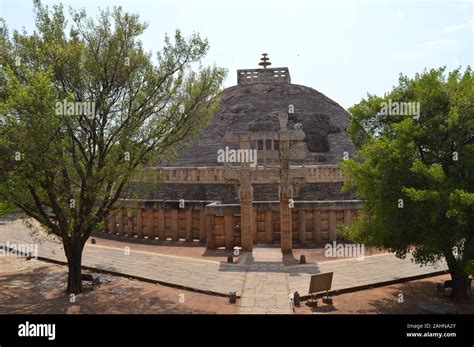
238,248,292,314
0,217,448,314
0,218,246,296
287,254,447,298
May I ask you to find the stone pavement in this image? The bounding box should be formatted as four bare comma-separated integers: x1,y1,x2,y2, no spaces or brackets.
237,247,292,314
287,254,447,298
0,218,247,296
0,217,448,314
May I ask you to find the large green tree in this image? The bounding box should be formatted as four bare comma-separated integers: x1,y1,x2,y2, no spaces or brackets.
0,1,225,293
342,67,473,300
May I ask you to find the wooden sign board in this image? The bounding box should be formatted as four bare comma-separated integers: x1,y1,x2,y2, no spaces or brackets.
309,272,333,294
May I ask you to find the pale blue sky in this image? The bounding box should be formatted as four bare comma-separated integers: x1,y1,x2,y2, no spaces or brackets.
0,0,472,108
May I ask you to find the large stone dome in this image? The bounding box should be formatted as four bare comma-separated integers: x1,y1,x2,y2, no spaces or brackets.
131,60,358,203
169,82,355,167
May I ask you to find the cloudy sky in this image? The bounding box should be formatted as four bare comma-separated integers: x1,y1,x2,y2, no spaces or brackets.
0,0,472,108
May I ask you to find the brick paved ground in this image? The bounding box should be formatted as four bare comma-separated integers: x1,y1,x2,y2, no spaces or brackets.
0,217,447,314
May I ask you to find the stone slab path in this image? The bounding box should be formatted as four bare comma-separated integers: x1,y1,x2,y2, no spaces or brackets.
287,255,447,298
0,218,247,296
0,217,448,314
237,247,292,314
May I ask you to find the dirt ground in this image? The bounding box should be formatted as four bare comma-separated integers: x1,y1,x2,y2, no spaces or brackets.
294,274,474,314
0,257,237,314
90,233,387,264
89,233,234,262
290,245,386,264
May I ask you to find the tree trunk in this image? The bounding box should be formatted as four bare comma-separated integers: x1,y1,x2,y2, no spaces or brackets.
449,266,469,301
65,239,86,294
444,251,469,301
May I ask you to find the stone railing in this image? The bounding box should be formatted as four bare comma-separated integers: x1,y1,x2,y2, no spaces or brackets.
102,199,362,249
204,200,362,249
157,165,345,184
103,200,212,243
237,67,291,85
159,166,226,183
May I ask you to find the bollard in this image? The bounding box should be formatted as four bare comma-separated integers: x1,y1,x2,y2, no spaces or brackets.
229,292,237,304
300,254,306,264
293,291,301,307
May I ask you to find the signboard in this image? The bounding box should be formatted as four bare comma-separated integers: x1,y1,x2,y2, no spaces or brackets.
309,272,333,294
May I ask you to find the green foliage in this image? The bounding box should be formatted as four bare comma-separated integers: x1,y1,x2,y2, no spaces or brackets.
342,67,473,278
0,1,226,245
0,201,14,217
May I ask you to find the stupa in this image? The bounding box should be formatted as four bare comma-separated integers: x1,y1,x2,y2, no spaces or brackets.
105,54,362,253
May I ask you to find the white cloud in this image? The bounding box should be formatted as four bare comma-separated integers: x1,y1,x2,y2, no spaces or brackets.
391,39,459,62
443,19,473,33
423,39,459,49
396,9,405,20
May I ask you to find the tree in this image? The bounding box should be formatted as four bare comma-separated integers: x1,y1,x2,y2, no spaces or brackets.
341,67,473,300
0,0,226,293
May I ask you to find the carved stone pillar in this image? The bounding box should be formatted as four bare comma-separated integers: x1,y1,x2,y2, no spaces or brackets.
328,210,337,242
240,191,253,251
279,130,293,253
171,209,178,241
199,209,206,243
185,209,193,242
158,207,165,240
239,138,253,252
224,213,234,250
136,207,143,238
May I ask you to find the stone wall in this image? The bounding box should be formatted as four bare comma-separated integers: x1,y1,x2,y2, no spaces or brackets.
123,181,355,204
103,200,362,249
